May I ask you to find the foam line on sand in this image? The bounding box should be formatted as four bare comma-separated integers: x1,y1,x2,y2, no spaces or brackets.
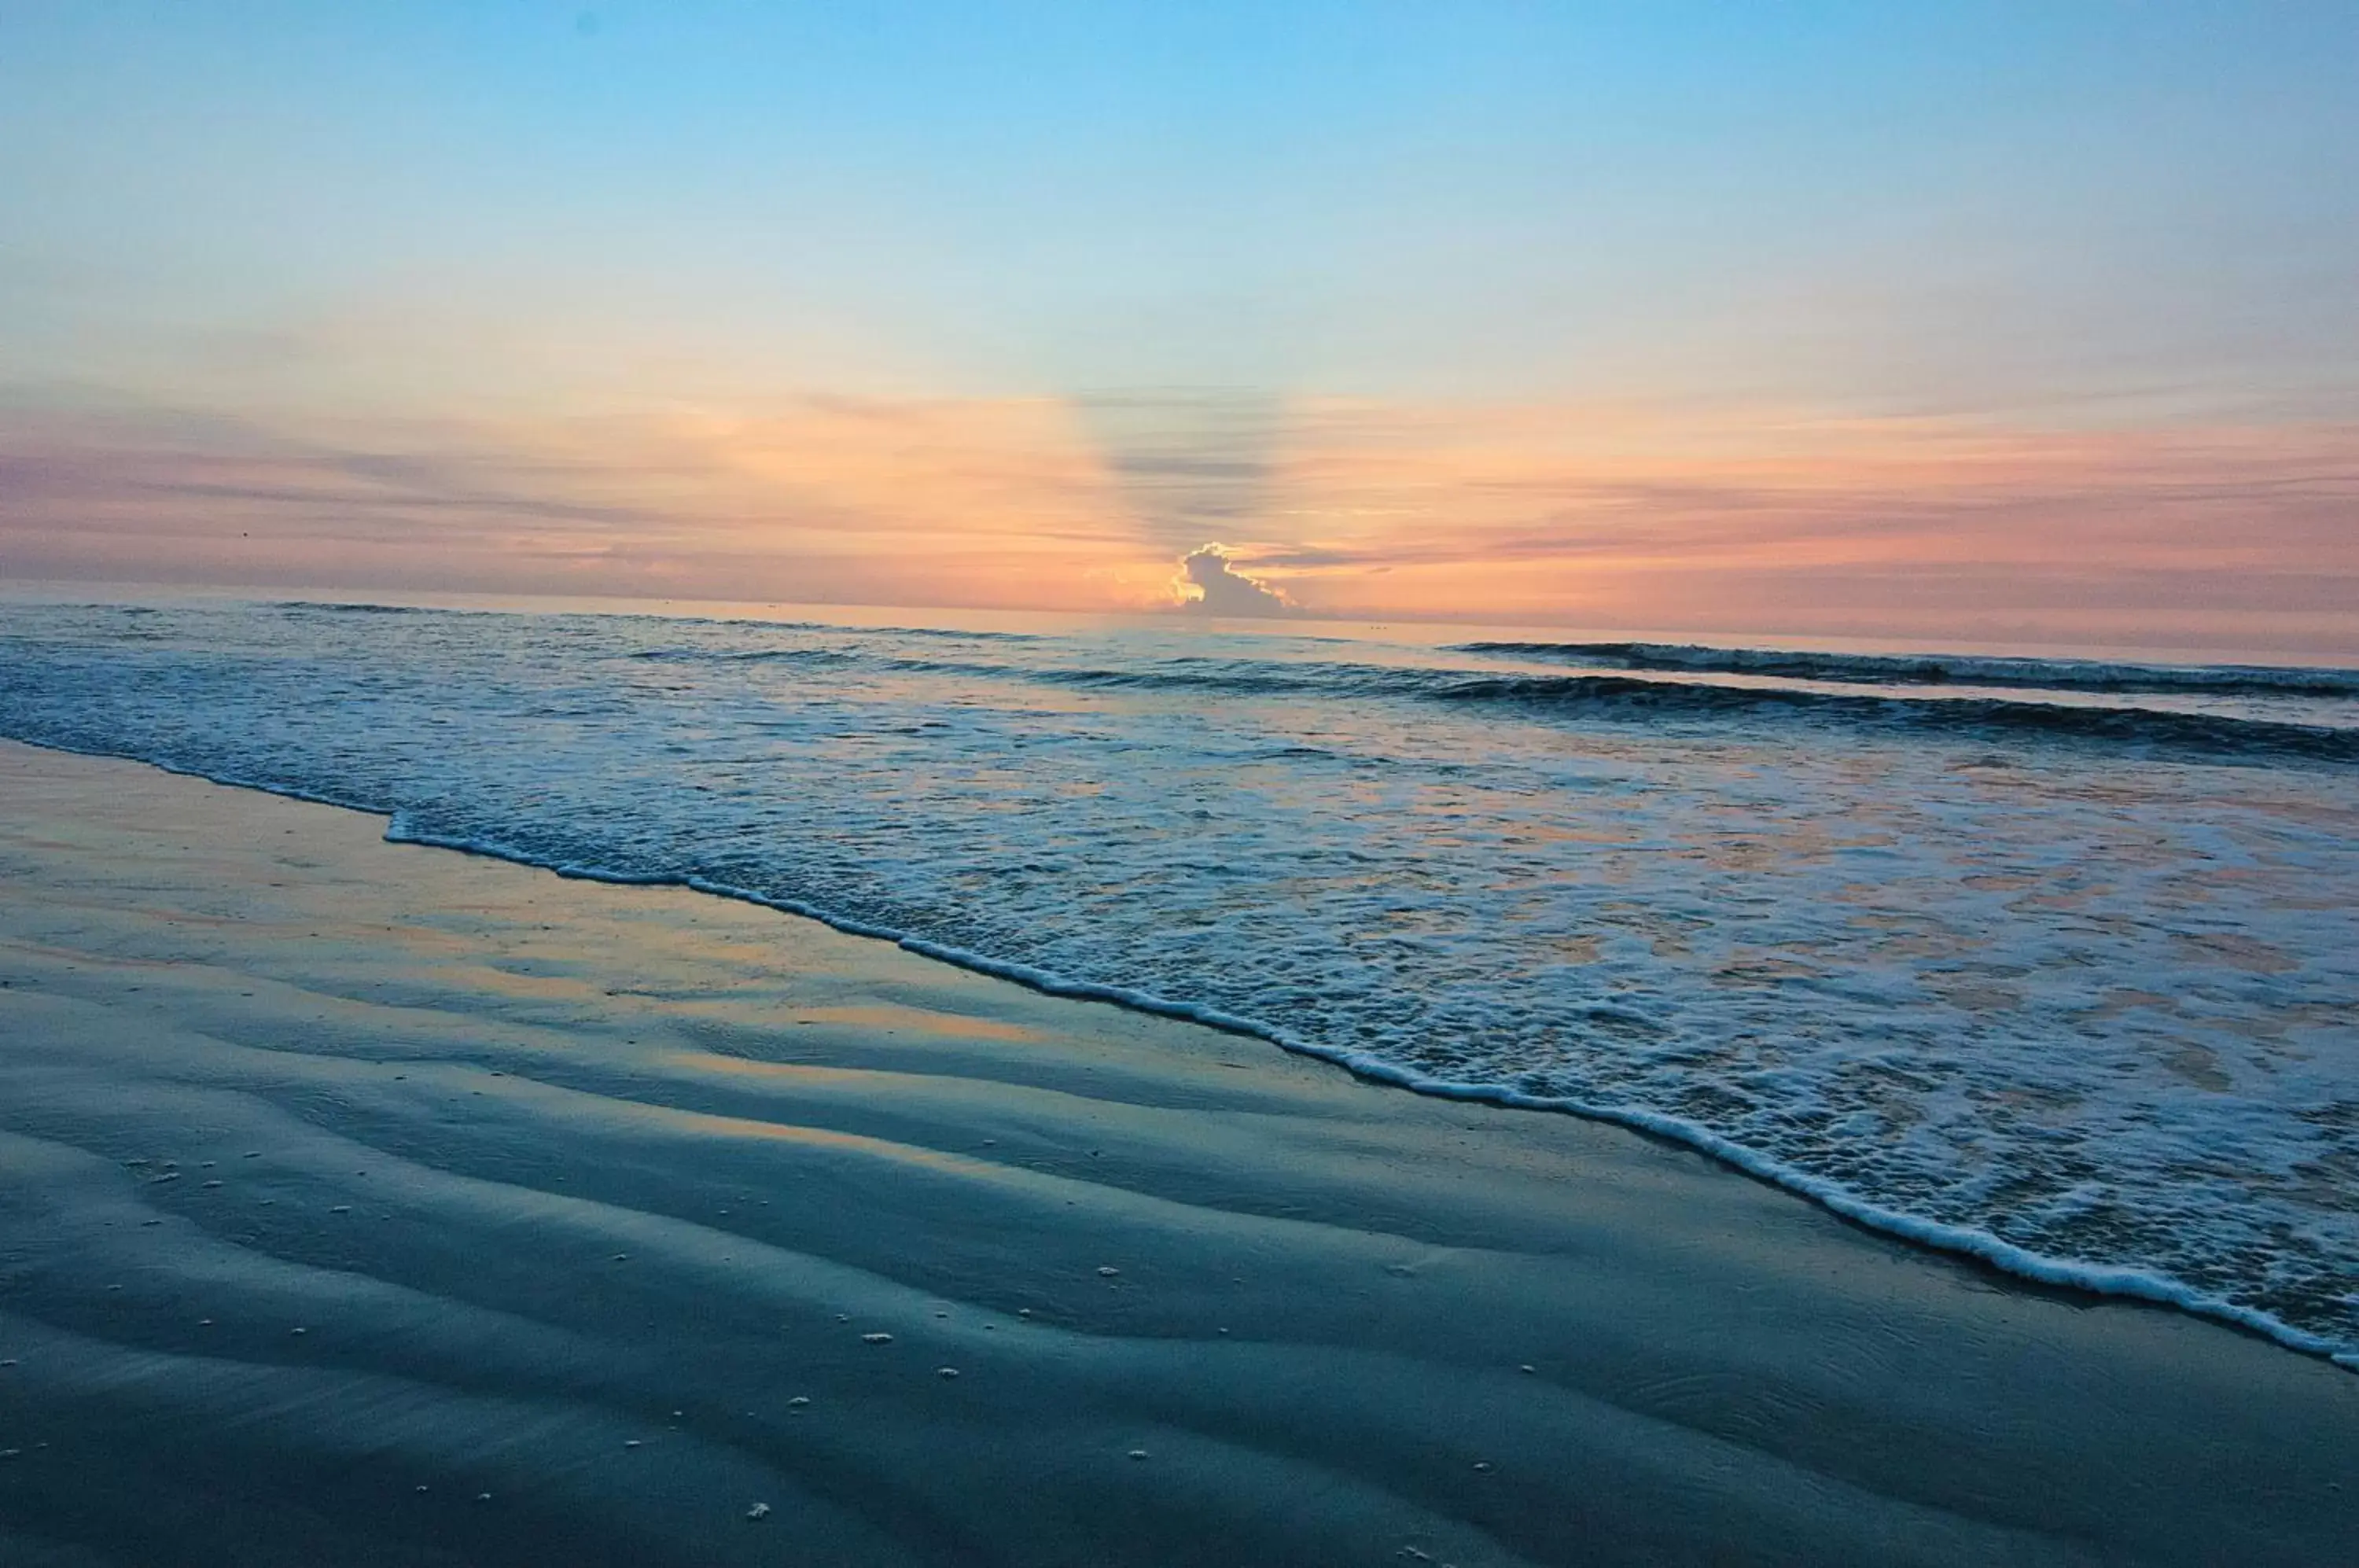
2,741,2354,1566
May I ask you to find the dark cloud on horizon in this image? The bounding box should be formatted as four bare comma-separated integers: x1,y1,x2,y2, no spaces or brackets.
1178,544,1292,616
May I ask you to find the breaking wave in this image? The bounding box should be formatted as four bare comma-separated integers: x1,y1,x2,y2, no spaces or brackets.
1457,639,2359,698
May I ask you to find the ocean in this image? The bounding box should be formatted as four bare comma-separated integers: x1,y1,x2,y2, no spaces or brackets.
3,593,2353,1364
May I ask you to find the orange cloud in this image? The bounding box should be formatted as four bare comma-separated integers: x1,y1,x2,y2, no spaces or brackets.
4,392,2353,653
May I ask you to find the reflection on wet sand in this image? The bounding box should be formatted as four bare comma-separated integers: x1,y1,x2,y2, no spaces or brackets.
3,741,2356,1566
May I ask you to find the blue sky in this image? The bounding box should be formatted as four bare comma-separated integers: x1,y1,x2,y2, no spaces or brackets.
10,1,2354,410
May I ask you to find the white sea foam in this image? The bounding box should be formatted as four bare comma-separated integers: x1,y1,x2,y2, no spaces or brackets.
3,598,2354,1364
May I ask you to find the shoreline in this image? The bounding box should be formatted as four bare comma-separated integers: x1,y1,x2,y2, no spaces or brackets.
14,731,2346,1371
2,738,2354,1565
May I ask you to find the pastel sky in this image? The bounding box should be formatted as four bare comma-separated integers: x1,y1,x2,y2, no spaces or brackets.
4,2,2356,651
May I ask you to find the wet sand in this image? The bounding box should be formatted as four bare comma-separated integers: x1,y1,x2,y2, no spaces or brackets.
0,738,2353,1567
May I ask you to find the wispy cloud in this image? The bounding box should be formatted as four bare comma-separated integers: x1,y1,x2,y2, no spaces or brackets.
6,385,2354,650
1066,388,1289,552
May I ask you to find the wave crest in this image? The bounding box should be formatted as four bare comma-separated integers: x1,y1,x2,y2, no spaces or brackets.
1457,640,2359,698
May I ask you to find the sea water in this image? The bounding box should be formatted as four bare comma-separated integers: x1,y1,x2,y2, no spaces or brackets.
3,594,2353,1361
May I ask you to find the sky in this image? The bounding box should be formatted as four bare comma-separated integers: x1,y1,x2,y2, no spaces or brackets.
3,2,2356,652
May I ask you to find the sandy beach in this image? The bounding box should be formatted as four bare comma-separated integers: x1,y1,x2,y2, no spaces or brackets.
0,738,2352,1566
